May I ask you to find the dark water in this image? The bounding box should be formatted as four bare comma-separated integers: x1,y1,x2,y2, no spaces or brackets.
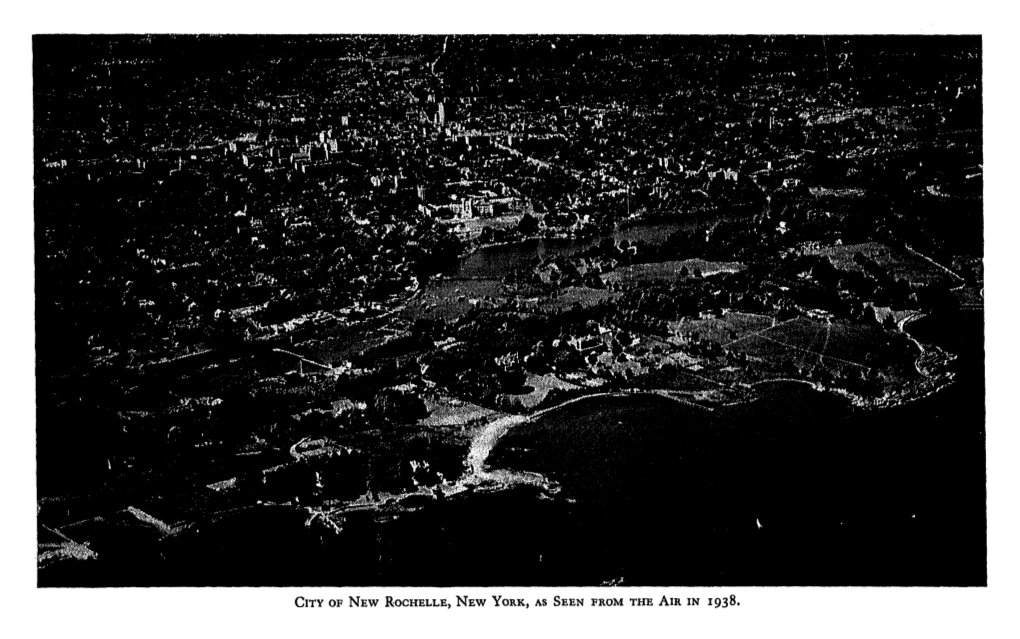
471,371,985,586
113,362,979,586
454,209,751,279
43,305,983,587
377,308,985,587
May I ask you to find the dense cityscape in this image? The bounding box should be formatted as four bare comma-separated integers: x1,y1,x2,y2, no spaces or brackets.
35,35,984,586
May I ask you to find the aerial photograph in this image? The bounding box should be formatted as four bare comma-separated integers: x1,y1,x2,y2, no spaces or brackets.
34,34,984,586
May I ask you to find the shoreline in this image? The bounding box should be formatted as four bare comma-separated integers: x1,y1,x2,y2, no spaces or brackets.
181,372,966,529
463,370,962,495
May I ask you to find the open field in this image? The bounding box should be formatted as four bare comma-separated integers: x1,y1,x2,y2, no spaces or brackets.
604,259,744,285
726,315,920,374
670,311,775,345
537,286,620,313
727,334,862,377
818,322,916,368
402,278,505,322
509,373,582,410
421,396,497,428
765,317,829,353
868,304,917,326
805,242,948,286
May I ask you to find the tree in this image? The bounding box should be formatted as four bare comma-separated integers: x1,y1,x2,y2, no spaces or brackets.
498,365,528,392
495,394,527,413
372,389,428,424
516,213,540,236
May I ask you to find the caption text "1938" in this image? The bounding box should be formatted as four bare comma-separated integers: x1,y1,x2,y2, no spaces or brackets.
295,594,740,609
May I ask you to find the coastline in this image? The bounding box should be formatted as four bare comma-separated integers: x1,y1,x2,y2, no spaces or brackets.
464,365,964,495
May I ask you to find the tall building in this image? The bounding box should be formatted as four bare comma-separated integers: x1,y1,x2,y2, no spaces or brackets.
436,102,445,127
